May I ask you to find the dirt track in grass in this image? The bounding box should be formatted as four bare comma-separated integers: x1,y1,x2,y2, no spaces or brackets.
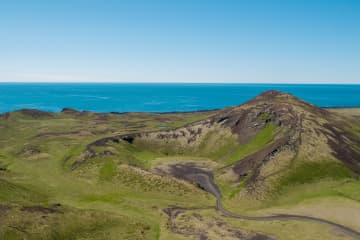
168,163,360,240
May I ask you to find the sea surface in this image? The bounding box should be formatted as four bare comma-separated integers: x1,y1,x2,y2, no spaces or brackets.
0,83,359,113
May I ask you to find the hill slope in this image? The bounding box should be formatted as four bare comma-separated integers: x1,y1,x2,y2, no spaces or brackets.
1,90,360,240
75,90,360,199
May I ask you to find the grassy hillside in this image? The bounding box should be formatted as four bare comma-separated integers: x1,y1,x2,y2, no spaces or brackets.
0,110,216,239
1,93,360,239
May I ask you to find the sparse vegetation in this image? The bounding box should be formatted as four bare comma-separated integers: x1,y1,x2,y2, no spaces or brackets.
226,122,277,164
1,92,360,239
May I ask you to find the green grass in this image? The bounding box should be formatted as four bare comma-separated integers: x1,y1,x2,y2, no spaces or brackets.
0,205,153,240
2,107,360,239
257,112,271,121
225,123,277,165
99,159,117,181
220,159,360,213
195,128,237,159
120,141,164,167
0,179,47,205
80,193,125,204
278,160,354,187
106,122,277,169
265,160,359,207
216,174,250,200
0,110,215,239
266,179,360,208
350,125,360,137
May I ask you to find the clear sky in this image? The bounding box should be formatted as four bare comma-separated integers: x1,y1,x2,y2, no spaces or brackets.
0,0,359,83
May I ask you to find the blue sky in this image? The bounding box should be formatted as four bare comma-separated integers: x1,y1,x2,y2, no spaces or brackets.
0,0,359,83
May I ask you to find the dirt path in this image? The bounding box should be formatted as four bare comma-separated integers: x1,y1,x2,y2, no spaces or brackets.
184,171,360,239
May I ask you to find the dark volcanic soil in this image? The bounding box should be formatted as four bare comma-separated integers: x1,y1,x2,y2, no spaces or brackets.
21,204,62,214
167,163,221,198
322,123,360,175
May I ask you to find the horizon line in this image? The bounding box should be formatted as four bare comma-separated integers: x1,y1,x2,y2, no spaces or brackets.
0,81,359,85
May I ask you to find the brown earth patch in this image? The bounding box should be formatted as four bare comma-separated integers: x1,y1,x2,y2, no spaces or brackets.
21,204,63,214
17,145,41,156
163,207,277,240
213,108,261,144
33,131,82,139
0,112,11,120
16,109,54,118
0,204,11,215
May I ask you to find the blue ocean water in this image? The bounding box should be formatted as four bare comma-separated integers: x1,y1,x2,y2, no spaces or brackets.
0,83,359,113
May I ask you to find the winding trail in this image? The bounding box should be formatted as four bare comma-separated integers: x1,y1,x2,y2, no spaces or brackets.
187,172,360,240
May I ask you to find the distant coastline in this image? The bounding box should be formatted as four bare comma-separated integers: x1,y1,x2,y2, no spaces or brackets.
2,106,360,117
0,83,359,113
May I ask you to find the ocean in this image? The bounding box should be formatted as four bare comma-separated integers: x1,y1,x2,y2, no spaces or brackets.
0,83,359,113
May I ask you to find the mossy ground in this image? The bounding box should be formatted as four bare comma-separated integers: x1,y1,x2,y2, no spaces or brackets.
1,108,360,239
0,111,215,239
